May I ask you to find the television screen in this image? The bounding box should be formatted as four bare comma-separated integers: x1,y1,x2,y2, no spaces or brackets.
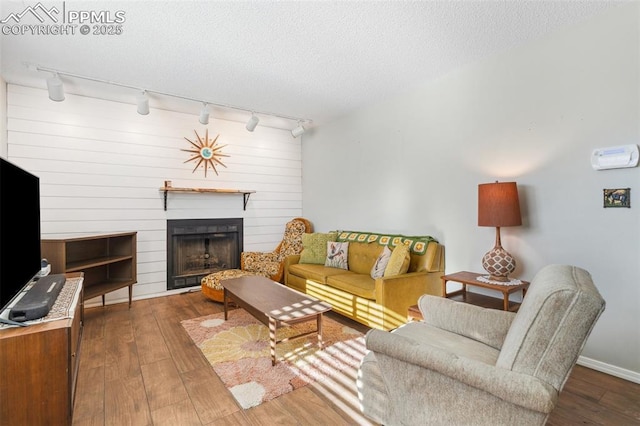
0,157,41,312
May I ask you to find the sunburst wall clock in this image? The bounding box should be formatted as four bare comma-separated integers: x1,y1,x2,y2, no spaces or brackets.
182,129,229,177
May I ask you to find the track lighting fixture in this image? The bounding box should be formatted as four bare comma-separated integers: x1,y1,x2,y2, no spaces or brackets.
136,91,149,115
46,73,65,102
32,65,312,130
246,113,259,132
291,122,305,138
199,103,210,125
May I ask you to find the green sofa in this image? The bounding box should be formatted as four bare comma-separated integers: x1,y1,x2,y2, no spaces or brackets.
284,231,445,330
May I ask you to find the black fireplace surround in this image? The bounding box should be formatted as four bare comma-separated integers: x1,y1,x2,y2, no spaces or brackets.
167,218,243,290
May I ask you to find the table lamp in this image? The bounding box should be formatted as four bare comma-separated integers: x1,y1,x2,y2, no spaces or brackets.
478,181,522,282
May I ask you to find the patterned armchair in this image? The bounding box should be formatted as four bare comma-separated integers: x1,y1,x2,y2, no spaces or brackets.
241,217,312,283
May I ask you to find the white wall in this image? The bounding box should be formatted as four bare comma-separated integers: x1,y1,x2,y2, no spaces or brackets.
302,4,640,379
7,85,302,305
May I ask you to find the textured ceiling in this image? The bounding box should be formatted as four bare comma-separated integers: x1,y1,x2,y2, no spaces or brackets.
0,1,621,129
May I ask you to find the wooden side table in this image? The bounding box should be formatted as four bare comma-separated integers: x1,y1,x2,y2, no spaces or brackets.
442,271,530,312
407,304,422,321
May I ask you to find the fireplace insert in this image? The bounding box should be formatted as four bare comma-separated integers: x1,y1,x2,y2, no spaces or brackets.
167,218,243,290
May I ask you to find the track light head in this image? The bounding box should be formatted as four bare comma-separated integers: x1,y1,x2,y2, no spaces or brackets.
137,91,149,115
199,103,210,125
246,114,259,132
291,122,305,138
46,73,65,102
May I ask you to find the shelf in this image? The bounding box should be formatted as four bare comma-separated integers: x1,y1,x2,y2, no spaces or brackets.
41,232,137,307
159,185,256,210
449,292,522,312
83,278,135,300
408,292,522,321
65,255,134,272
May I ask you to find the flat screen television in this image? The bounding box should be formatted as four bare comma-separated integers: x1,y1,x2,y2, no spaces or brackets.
0,157,41,314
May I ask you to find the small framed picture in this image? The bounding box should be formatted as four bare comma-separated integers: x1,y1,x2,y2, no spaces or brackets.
603,188,630,208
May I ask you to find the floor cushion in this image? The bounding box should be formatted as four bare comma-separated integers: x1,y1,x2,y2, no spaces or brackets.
201,269,260,302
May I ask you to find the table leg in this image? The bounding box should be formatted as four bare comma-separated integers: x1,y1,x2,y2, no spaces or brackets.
223,289,228,320
269,317,277,366
317,313,324,350
441,278,448,297
503,292,509,311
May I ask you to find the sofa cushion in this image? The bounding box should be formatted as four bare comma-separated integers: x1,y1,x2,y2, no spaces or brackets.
347,241,384,275
384,244,411,277
327,273,376,299
325,241,349,270
410,241,443,273
288,263,352,284
299,232,337,264
371,246,392,279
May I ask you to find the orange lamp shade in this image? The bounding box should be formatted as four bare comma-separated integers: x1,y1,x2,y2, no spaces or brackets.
478,182,522,227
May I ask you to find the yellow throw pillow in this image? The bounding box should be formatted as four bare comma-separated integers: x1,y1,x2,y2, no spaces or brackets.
299,232,338,264
383,244,411,277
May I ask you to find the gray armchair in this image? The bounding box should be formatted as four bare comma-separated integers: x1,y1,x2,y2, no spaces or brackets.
357,264,605,425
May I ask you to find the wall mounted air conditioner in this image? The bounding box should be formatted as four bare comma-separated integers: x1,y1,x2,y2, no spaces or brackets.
591,144,639,170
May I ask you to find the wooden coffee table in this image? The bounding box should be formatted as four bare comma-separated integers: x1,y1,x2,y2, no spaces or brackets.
222,275,332,365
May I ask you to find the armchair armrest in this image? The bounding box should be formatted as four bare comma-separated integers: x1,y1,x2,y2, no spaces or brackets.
241,251,281,281
418,295,516,350
365,329,557,414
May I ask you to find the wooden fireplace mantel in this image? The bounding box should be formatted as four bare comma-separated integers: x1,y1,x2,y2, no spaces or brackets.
160,185,256,211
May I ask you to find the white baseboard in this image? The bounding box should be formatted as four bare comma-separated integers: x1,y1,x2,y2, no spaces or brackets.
83,287,202,309
578,355,640,384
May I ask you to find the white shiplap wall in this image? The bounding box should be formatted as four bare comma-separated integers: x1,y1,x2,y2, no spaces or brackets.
6,84,303,305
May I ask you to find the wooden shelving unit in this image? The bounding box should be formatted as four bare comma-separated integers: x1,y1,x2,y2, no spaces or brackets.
41,232,137,307
159,185,256,210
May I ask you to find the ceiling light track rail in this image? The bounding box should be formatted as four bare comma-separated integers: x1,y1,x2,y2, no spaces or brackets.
31,64,312,135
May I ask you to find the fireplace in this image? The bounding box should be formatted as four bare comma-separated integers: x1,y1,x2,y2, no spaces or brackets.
167,218,243,290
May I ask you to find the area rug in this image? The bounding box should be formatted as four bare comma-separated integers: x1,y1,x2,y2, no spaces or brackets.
181,309,366,410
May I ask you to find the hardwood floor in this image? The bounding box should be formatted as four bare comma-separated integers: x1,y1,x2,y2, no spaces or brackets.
71,291,640,425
